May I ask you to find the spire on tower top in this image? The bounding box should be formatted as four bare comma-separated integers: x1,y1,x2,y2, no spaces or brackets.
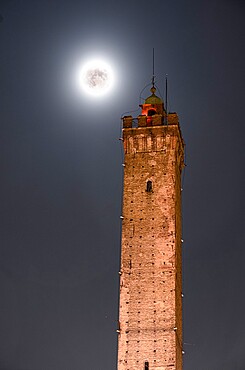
152,48,155,89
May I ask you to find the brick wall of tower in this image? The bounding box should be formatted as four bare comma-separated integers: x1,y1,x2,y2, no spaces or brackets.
117,123,184,370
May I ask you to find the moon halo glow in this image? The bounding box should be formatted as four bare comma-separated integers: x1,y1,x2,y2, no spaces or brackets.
78,59,115,97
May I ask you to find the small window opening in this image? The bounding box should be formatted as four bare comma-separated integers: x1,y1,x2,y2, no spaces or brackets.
145,361,149,370
148,109,156,116
146,180,153,192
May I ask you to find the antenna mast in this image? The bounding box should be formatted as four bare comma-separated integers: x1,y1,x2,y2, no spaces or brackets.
165,74,168,125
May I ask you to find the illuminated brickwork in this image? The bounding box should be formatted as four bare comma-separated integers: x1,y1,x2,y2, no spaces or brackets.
117,90,184,370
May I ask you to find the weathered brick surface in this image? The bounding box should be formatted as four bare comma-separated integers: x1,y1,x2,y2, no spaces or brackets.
118,121,184,370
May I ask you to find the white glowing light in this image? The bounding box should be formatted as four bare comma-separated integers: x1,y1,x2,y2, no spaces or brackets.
78,59,114,97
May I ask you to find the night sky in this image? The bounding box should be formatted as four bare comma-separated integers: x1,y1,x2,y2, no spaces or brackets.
0,0,245,369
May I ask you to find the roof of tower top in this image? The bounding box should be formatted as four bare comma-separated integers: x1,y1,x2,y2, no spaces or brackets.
144,86,163,105
140,84,165,117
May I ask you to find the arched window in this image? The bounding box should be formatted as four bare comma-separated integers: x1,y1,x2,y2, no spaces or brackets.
145,361,149,370
147,109,156,116
146,180,153,193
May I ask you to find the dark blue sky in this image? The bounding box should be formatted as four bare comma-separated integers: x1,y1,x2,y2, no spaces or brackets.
0,0,244,369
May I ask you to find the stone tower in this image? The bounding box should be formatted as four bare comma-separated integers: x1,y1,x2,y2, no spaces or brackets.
117,85,185,370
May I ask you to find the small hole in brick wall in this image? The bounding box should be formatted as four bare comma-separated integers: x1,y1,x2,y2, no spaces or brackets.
152,218,154,220
146,180,153,192
131,201,133,203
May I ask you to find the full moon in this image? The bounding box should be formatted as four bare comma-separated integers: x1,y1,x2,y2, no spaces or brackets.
79,59,114,97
